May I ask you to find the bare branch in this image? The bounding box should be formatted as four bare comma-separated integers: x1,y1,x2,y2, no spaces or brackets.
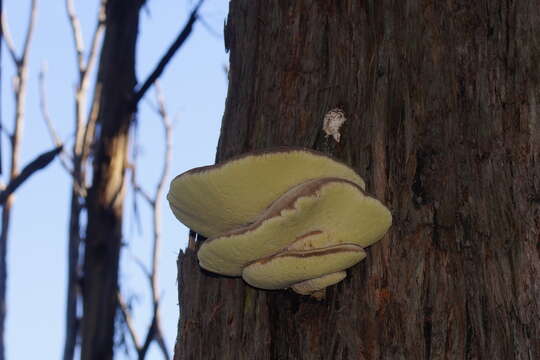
144,85,173,360
1,12,18,64
0,3,39,356
65,0,85,72
0,145,62,204
38,64,73,174
132,252,151,280
38,65,62,147
126,84,173,359
20,0,38,66
134,184,153,207
117,292,142,352
80,0,106,93
198,14,222,39
154,326,171,360
151,83,172,298
132,0,204,108
138,313,157,360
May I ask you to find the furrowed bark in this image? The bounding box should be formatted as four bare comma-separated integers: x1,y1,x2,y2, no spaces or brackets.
176,1,540,359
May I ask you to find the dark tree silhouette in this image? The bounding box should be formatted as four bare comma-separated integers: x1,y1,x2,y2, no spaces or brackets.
81,1,203,359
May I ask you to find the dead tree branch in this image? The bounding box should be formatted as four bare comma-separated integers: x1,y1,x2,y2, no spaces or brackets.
65,0,85,73
20,0,37,65
62,1,106,359
0,145,62,204
0,2,38,360
127,85,173,360
131,0,204,107
0,12,18,65
38,64,73,174
117,291,142,351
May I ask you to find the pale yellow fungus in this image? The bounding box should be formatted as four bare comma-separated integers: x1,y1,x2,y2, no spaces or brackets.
242,244,366,290
167,148,365,237
167,147,392,296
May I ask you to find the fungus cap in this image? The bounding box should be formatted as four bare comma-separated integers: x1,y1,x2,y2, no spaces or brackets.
197,178,391,276
291,271,347,295
241,244,366,290
167,148,365,237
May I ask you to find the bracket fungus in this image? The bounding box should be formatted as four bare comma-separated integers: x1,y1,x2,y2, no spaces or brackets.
168,148,391,297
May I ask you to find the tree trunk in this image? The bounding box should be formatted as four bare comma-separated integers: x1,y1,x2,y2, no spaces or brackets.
175,1,539,359
82,1,142,359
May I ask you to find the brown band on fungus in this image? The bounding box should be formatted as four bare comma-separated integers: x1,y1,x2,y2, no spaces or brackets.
241,244,366,290
250,243,366,266
296,230,323,241
202,178,365,243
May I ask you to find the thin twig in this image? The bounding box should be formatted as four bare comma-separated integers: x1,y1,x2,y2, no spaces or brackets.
138,311,157,360
0,12,18,64
79,0,106,95
146,84,173,360
65,0,85,72
38,64,73,174
78,0,106,176
38,65,62,146
20,0,38,65
0,145,62,204
131,0,204,108
198,14,222,39
151,83,172,300
134,185,154,207
127,84,173,360
117,292,142,351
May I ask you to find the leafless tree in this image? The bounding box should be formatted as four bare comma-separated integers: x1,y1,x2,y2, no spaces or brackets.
0,1,61,359
2,0,207,358
68,0,204,359
61,1,106,359
118,85,173,360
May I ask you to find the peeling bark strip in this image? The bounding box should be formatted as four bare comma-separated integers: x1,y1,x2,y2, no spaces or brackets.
176,1,540,359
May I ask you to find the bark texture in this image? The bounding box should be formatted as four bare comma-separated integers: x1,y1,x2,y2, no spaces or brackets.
82,1,142,359
176,1,540,359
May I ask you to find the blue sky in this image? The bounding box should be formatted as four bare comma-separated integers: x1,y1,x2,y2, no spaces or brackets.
1,0,228,358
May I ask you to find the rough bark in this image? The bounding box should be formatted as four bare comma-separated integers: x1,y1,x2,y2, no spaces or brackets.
81,1,142,359
175,1,540,359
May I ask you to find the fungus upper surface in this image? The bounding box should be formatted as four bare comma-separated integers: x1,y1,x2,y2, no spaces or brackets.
167,148,365,237
167,147,392,296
